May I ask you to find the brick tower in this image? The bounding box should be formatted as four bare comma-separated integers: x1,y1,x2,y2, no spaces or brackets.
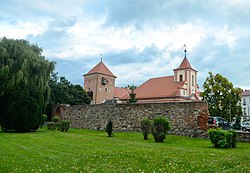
83,60,116,104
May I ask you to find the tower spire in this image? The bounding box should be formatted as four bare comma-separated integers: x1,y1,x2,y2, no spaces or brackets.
100,54,103,62
183,44,187,58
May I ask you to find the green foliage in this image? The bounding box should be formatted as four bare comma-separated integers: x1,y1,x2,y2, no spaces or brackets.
49,73,91,105
233,116,241,130
52,116,60,123
208,129,237,148
60,120,70,132
40,114,47,128
128,85,137,103
46,73,91,118
0,37,54,132
151,117,171,142
105,120,113,137
201,72,242,121
47,122,60,130
140,118,151,140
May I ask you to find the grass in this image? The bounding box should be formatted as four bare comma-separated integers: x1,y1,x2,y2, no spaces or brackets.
0,128,250,173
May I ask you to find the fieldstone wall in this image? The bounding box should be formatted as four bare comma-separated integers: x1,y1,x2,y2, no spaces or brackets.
56,101,209,138
237,132,250,142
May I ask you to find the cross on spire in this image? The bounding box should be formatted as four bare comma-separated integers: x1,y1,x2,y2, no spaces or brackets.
100,54,103,62
183,44,187,58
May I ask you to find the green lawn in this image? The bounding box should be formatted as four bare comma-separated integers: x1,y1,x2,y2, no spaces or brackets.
0,128,249,173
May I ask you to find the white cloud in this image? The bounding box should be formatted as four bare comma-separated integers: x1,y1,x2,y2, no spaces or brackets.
0,19,51,39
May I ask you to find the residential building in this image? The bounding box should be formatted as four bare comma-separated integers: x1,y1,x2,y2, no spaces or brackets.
241,90,250,116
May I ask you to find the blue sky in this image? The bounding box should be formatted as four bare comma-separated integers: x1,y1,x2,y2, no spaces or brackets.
1,0,250,90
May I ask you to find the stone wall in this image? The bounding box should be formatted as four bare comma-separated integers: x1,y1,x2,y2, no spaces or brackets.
56,101,209,138
237,132,250,142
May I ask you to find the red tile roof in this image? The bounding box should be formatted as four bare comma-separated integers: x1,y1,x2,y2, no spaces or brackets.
242,90,250,96
84,61,116,77
114,87,130,99
174,57,197,72
134,76,184,99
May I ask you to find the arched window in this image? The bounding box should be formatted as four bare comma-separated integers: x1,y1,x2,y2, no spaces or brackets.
192,75,194,86
179,75,183,81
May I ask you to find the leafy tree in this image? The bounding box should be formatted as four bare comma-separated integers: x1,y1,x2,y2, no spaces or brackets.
45,73,90,119
201,72,242,121
0,37,54,132
128,85,137,103
48,72,90,105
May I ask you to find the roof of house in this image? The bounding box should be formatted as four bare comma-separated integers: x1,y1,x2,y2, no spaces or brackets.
84,61,116,77
134,76,184,99
173,57,197,72
242,90,250,96
114,87,130,99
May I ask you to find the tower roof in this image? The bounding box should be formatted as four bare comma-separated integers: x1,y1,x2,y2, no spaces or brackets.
174,57,197,72
84,61,116,77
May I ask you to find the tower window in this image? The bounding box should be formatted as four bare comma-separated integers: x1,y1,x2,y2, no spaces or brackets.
192,75,194,86
105,88,108,92
179,75,183,81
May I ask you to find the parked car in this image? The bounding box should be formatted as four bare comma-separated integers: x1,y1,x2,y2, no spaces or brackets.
208,116,232,130
241,121,250,132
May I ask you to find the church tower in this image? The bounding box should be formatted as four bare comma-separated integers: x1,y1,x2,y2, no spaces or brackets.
173,48,198,98
83,60,116,104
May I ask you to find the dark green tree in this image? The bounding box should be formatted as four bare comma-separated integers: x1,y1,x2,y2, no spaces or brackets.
46,73,91,119
0,37,54,132
201,72,242,121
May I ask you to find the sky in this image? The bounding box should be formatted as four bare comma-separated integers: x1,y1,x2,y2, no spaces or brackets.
1,0,250,90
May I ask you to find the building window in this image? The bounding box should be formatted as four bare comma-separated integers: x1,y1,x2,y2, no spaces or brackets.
192,75,194,86
105,88,108,92
183,91,185,95
244,108,247,115
243,98,246,105
179,75,183,81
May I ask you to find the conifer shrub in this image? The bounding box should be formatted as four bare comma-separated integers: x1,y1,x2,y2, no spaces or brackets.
141,118,152,140
40,114,47,128
52,116,60,123
208,129,237,148
47,122,57,130
152,117,171,142
105,120,113,137
60,120,70,132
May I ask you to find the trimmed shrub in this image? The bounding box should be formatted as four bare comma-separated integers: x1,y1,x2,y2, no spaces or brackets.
141,118,152,140
60,120,70,132
208,129,237,148
152,117,171,142
40,114,47,128
52,116,60,123
105,120,113,137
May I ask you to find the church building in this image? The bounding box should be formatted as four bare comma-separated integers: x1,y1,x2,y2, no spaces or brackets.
83,52,200,104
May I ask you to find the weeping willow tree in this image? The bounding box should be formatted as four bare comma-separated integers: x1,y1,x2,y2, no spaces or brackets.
0,37,54,132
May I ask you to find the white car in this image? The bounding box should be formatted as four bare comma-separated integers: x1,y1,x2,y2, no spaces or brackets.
241,121,250,132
